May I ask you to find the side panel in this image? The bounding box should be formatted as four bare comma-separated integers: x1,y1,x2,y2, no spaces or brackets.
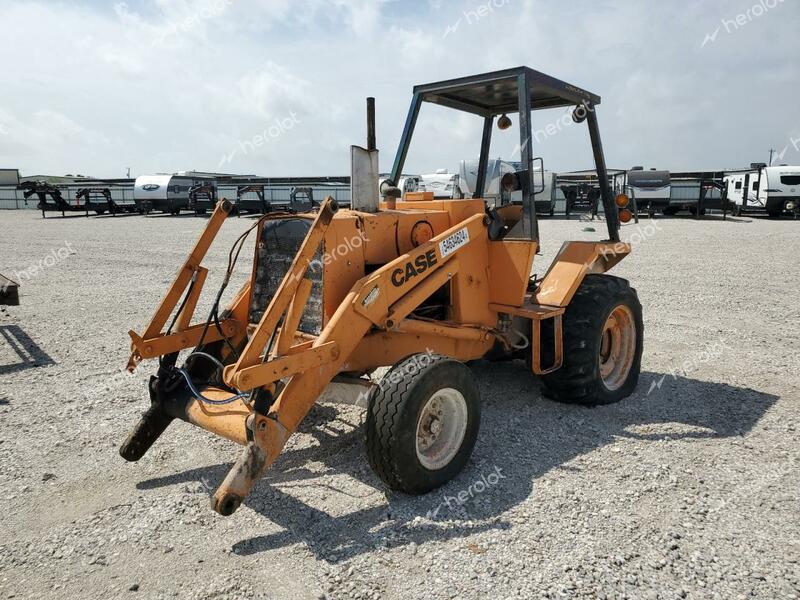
535,241,631,307
488,240,537,307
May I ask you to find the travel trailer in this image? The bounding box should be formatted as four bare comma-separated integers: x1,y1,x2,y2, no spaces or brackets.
459,158,555,214
626,167,671,215
133,174,215,215
378,174,421,199
724,164,800,217
419,169,464,199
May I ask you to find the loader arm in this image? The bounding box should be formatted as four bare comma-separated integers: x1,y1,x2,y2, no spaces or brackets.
211,212,489,514
126,199,241,372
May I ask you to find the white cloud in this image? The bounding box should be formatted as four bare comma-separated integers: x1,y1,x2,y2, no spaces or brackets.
0,0,797,178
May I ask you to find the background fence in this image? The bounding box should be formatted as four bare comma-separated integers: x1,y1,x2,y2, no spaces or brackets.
0,184,352,211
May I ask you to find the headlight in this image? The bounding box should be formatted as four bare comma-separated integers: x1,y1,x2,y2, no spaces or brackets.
786,201,796,211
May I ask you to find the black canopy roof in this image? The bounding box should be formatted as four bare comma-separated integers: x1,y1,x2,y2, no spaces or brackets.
413,66,601,117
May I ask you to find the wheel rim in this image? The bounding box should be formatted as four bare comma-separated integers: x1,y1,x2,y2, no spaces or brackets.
599,304,637,391
415,388,468,470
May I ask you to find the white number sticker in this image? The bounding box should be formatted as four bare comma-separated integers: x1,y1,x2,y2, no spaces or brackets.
439,228,470,258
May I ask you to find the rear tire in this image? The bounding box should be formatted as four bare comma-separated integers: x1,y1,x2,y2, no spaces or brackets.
365,354,480,494
540,274,643,405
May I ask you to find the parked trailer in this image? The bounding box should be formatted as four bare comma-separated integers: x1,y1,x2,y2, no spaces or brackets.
663,172,728,216
188,183,218,215
379,174,421,200
419,170,465,199
626,167,670,216
17,181,79,218
459,159,555,215
724,164,800,217
134,174,212,215
234,184,271,215
76,187,137,216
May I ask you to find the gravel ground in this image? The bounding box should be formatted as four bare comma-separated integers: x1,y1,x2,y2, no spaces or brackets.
0,209,798,600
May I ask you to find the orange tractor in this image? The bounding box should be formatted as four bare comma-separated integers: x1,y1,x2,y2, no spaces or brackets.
120,67,643,515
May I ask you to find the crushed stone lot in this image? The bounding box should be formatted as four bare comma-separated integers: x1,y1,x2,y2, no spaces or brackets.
0,209,799,599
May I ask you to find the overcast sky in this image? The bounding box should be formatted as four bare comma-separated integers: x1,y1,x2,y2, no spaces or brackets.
0,0,798,178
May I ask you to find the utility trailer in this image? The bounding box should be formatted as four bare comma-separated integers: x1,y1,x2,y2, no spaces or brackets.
663,172,728,217
188,183,218,215
75,187,137,216
234,184,271,215
17,181,78,218
288,186,319,212
553,170,628,219
120,67,643,516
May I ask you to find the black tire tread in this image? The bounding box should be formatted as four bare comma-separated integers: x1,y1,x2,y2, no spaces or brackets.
365,354,473,492
540,274,642,405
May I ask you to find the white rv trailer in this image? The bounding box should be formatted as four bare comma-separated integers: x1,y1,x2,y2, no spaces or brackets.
419,169,465,199
378,174,421,199
626,167,671,215
458,158,556,213
133,174,214,214
724,164,800,217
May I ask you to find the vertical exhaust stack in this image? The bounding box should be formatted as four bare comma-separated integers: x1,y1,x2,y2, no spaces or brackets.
350,97,380,213
367,97,376,152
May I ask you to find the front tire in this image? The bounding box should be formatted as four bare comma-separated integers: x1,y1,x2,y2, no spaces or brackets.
365,354,480,494
541,274,643,405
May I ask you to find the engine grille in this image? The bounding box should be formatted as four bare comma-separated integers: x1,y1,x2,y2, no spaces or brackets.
250,218,324,335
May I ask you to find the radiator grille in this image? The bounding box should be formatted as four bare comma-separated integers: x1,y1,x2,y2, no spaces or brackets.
250,218,324,335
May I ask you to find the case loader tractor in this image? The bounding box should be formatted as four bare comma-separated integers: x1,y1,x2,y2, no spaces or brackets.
120,67,643,516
